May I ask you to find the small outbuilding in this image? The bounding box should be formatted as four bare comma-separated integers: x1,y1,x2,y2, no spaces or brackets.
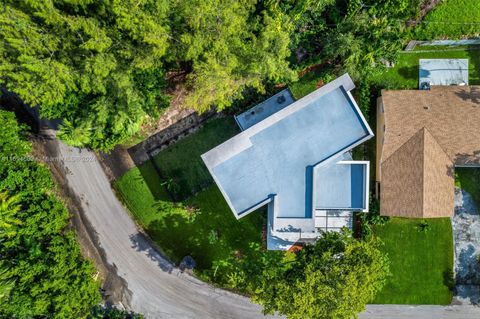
419,59,468,89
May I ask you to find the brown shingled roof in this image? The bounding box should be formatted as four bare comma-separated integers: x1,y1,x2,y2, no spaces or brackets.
379,86,480,218
381,128,454,217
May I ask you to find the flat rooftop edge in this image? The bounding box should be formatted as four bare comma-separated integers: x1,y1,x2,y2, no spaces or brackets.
234,88,295,131
201,73,373,219
201,74,356,168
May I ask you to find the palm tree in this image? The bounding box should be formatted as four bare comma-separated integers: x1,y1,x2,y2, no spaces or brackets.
0,192,22,239
0,265,14,303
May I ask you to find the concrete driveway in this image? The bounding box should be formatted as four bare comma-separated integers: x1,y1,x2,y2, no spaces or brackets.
453,188,480,305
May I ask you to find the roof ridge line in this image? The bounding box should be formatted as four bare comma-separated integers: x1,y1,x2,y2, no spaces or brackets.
421,126,456,163
381,127,426,168
421,127,426,215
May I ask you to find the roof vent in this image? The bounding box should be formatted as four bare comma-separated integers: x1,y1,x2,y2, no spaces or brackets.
277,95,286,104
423,105,430,110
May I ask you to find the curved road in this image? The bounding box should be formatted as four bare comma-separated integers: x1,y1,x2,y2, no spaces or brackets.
41,126,480,319
53,138,276,319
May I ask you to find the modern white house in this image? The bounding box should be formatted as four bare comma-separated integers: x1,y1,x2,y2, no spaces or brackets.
202,74,373,250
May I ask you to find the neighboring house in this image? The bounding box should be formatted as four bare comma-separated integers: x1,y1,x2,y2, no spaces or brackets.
376,86,480,218
202,74,373,250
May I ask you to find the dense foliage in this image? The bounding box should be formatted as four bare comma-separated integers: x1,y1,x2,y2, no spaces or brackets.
0,110,100,318
0,0,298,150
208,230,388,319
290,0,421,78
88,306,144,319
0,0,428,151
171,0,296,112
0,0,170,151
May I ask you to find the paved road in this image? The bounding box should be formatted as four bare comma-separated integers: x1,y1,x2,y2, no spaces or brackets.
51,138,276,319
360,305,480,319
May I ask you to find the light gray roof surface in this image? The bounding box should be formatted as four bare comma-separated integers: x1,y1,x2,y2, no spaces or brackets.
419,59,468,88
202,74,373,219
234,89,295,131
315,161,367,210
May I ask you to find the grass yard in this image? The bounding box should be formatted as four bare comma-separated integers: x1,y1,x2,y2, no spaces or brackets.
417,0,480,40
115,116,266,281
369,47,480,89
373,218,454,305
115,163,265,272
455,167,480,206
115,161,171,226
151,117,239,200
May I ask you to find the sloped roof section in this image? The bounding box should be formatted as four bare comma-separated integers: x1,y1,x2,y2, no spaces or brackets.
422,128,455,217
381,86,480,166
381,128,454,218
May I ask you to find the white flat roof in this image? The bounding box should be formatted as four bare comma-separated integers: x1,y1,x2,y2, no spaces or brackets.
419,59,468,88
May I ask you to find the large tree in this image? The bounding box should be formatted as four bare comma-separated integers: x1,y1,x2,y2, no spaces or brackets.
0,0,170,151
0,0,299,150
0,110,100,318
252,231,389,319
322,0,420,79
168,0,296,112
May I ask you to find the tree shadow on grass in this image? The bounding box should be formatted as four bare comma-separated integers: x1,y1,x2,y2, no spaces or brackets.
397,65,418,82
145,213,213,270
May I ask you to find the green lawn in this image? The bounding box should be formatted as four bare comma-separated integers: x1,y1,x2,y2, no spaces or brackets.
369,47,480,89
417,0,480,40
455,167,480,206
115,164,265,272
115,161,171,226
151,117,239,200
373,218,454,305
115,116,265,280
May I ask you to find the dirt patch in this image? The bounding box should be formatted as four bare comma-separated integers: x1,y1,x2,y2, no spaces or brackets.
97,146,136,182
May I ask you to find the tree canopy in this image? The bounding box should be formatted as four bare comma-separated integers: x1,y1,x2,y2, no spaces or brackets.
0,0,299,150
322,0,420,79
252,231,389,319
170,0,296,112
0,110,100,318
0,0,170,151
